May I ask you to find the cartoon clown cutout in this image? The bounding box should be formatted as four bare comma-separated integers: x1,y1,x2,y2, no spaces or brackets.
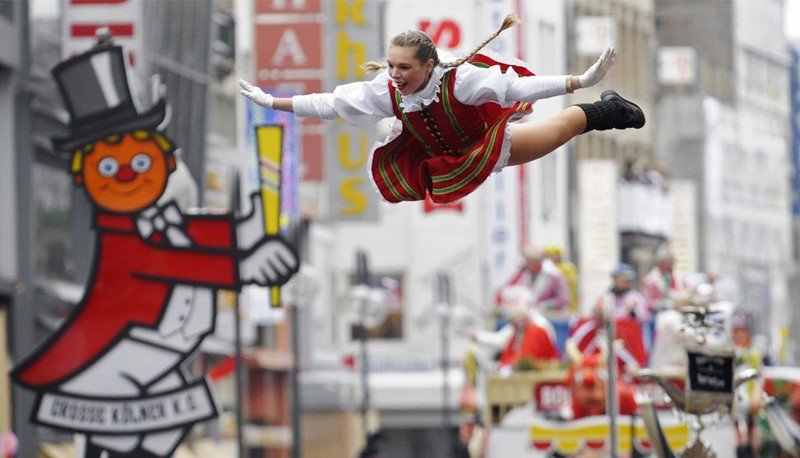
11,44,299,457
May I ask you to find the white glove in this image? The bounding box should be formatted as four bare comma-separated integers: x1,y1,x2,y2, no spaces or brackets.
238,79,274,109
578,47,616,88
240,236,299,286
236,192,265,250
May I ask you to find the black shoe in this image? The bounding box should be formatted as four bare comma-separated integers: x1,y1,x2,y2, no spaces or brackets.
576,90,646,133
600,90,645,129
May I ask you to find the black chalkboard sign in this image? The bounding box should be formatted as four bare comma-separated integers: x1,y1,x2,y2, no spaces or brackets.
687,350,734,394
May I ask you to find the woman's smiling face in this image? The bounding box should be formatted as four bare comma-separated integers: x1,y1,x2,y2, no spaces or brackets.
82,133,172,214
386,45,434,95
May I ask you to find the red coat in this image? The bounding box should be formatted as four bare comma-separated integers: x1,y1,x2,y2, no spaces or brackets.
499,323,560,367
13,212,239,388
568,316,648,371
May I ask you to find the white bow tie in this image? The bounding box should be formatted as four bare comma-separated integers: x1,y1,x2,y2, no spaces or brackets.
135,201,192,247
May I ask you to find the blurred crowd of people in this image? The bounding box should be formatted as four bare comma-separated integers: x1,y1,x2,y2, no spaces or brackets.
456,240,786,457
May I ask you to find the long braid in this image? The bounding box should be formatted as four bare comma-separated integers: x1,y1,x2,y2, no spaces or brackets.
361,60,387,74
361,13,521,74
440,14,520,69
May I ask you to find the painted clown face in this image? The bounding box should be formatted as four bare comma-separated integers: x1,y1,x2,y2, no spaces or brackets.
79,133,175,213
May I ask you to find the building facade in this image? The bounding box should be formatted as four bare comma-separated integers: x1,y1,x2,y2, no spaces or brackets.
567,0,659,304
2,1,37,455
654,0,793,356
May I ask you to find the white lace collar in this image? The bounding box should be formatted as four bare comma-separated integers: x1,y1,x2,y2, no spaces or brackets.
396,65,445,113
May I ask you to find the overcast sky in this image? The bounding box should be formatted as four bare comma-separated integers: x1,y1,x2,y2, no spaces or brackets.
28,0,800,43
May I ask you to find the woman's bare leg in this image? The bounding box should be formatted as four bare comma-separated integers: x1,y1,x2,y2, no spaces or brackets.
507,106,587,166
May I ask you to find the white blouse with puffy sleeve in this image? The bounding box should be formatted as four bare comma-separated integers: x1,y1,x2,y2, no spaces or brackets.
291,59,568,126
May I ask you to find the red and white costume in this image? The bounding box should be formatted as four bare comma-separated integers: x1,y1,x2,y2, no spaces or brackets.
14,211,239,388
595,289,650,323
505,261,570,312
13,210,240,455
474,310,560,373
292,51,569,203
568,315,648,373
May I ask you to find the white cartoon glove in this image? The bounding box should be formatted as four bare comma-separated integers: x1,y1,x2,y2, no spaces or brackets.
240,236,299,286
236,192,265,250
578,47,616,88
239,79,275,109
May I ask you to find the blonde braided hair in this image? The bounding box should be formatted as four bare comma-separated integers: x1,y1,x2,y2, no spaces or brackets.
361,13,521,74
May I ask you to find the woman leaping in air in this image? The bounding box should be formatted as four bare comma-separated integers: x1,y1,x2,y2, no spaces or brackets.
239,14,644,204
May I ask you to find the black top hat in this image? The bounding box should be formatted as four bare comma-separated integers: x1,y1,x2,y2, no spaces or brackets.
51,45,166,153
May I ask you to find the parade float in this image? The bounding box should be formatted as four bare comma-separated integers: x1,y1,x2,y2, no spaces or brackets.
471,288,800,457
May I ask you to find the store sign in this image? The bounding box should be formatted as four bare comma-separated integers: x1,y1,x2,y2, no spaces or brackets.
687,350,734,394
423,195,464,214
386,1,476,55
324,0,380,222
62,0,142,65
658,47,697,86
420,19,461,48
535,382,570,412
256,0,324,181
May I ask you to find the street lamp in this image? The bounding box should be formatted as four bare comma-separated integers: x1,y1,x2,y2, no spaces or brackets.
348,250,388,447
283,263,320,458
435,272,454,455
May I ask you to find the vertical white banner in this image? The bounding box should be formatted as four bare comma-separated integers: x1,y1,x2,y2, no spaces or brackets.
578,160,619,312
481,0,517,56
669,180,698,275
478,0,520,303
482,172,522,300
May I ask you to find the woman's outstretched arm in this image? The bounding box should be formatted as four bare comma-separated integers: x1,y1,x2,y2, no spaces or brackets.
239,80,287,110
238,77,394,124
239,79,335,117
454,47,616,106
